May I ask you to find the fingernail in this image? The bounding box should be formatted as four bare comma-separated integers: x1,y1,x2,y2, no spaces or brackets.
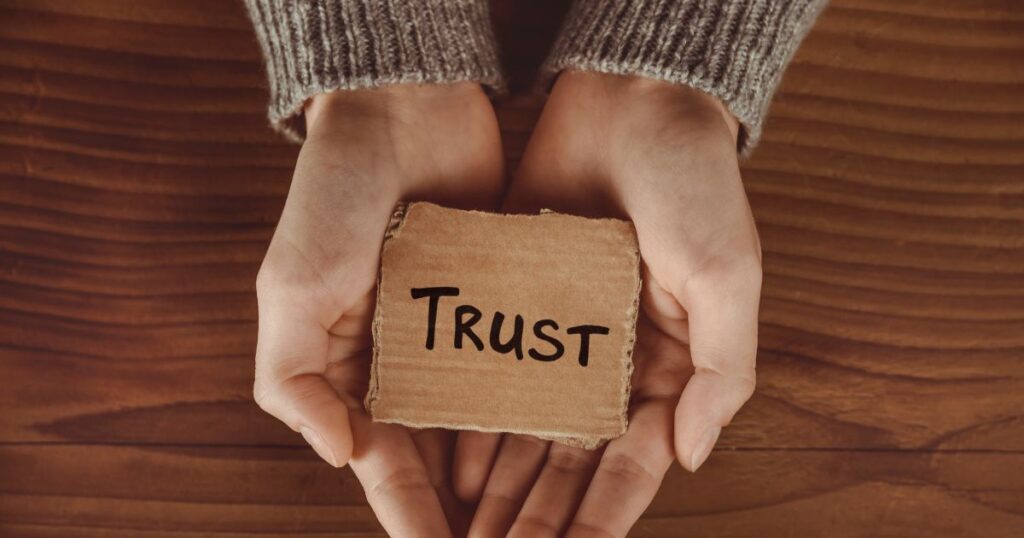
690,426,721,472
300,426,338,467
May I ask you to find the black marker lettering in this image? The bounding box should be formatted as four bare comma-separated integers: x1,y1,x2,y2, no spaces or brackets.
490,311,525,360
454,305,484,351
410,287,460,350
566,325,610,367
529,319,564,362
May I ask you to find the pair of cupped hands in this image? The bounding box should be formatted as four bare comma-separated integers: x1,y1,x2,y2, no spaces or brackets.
254,70,762,537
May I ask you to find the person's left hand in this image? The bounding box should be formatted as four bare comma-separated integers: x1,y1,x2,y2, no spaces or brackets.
451,71,763,537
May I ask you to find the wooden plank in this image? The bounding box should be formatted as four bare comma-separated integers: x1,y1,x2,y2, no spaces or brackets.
0,445,1021,537
0,0,1022,535
0,7,256,60
0,0,1022,453
2,341,1023,450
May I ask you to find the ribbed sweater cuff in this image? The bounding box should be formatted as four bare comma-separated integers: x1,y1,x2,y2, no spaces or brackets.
245,0,505,142
543,0,827,155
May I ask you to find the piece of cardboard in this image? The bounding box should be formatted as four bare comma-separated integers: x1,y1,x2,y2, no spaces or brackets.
367,202,640,448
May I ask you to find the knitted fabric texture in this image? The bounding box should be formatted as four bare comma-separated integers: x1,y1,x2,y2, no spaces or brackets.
245,0,827,154
243,0,504,142
543,0,828,154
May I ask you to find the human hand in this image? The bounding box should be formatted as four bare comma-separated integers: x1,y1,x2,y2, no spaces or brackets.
254,82,504,537
452,71,762,537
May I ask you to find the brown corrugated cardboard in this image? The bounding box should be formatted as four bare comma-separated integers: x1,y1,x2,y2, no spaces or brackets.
367,202,640,448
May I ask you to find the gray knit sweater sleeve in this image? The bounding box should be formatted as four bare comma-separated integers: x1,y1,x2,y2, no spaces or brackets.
544,0,828,154
243,0,504,142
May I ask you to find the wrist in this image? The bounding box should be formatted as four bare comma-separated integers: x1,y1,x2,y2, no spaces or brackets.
553,70,740,144
299,83,504,206
304,88,384,134
304,82,492,134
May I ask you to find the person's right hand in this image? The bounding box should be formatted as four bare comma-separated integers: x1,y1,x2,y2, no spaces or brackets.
253,82,504,537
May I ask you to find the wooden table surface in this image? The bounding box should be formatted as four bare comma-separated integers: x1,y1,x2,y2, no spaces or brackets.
2,0,1023,536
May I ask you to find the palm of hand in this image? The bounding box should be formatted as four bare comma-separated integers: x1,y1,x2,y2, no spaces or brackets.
256,75,760,538
325,286,478,537
448,72,760,537
255,83,503,537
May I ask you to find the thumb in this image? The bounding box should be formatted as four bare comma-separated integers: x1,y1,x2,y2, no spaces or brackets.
674,369,755,472
254,297,353,467
255,373,354,467
672,257,760,472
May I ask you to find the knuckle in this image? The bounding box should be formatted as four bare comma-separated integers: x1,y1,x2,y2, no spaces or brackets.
252,379,276,414
284,374,332,404
597,452,657,486
478,489,521,507
255,255,332,309
566,521,620,538
738,254,763,288
546,448,597,475
508,434,550,451
709,253,762,290
365,467,433,504
255,256,307,298
738,370,757,402
510,517,561,538
254,261,281,298
682,250,762,301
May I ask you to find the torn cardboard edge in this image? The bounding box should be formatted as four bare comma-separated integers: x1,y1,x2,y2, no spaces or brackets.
365,202,409,434
366,202,641,449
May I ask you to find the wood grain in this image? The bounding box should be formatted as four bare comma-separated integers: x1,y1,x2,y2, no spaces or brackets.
1,0,1022,535
1,445,1022,537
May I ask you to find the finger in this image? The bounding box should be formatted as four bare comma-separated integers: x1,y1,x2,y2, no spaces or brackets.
453,431,502,503
254,304,352,467
467,434,550,537
640,266,688,344
565,398,676,538
507,443,601,538
348,414,453,538
410,428,456,491
411,428,471,535
674,258,761,471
